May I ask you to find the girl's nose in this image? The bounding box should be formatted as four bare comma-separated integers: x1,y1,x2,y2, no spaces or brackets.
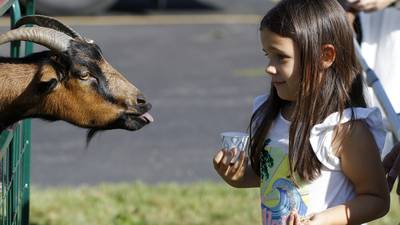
265,64,276,75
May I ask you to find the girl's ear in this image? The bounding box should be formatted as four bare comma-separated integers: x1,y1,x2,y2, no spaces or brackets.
320,44,336,69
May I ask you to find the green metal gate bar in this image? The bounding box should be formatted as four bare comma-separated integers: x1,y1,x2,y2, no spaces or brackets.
0,0,35,224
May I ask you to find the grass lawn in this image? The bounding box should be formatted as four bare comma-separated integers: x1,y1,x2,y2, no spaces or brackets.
30,182,399,225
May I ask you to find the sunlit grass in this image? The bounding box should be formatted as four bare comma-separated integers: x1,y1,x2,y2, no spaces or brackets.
30,182,399,225
30,182,260,225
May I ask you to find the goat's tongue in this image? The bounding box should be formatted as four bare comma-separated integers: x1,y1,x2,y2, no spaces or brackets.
140,112,154,123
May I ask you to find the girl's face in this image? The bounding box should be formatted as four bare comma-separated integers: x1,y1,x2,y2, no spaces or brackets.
260,28,300,101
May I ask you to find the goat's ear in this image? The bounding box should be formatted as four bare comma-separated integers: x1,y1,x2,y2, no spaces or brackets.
50,53,69,73
50,54,65,65
37,66,59,94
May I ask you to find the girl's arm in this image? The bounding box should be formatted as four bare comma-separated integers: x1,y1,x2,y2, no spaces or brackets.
213,148,260,188
309,120,390,225
383,143,400,194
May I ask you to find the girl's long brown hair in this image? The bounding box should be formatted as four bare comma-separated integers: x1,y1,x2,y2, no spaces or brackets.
248,0,366,182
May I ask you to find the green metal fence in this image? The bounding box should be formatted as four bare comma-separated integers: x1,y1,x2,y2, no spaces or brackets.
0,0,35,224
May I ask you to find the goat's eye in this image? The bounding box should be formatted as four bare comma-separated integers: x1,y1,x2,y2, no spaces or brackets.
79,72,90,80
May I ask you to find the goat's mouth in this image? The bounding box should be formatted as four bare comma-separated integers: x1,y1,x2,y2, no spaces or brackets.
122,106,154,131
124,111,154,128
85,104,153,145
86,110,154,145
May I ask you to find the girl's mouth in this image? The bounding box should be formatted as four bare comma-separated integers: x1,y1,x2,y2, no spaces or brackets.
272,81,286,86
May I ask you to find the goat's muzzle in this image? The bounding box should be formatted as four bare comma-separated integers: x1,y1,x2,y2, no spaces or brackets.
86,102,153,144
121,102,153,131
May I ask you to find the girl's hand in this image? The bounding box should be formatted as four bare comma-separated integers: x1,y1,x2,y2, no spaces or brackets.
286,211,301,225
347,0,396,12
286,211,323,225
383,143,400,194
213,148,248,184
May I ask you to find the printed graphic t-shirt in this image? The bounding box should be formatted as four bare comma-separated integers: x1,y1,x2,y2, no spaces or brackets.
253,95,386,225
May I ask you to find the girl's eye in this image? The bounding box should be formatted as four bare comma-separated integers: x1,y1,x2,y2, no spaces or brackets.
79,72,90,80
263,51,289,63
275,54,290,63
267,54,287,63
277,54,287,60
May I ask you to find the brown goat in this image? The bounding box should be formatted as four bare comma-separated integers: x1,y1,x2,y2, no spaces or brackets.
0,15,153,140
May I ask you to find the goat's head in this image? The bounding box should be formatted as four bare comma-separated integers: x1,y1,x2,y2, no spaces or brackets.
0,15,153,138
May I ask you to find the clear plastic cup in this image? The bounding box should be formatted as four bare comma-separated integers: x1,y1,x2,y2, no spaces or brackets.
220,131,249,152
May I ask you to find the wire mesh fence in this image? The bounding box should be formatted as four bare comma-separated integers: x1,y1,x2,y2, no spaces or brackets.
0,1,34,224
0,122,30,225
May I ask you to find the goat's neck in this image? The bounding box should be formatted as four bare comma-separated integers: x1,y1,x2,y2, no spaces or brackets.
0,62,40,129
0,63,38,104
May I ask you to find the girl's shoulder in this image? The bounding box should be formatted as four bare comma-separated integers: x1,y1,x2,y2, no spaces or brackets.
312,107,385,136
309,107,387,170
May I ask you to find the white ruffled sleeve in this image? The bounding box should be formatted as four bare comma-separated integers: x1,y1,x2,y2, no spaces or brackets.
309,107,386,170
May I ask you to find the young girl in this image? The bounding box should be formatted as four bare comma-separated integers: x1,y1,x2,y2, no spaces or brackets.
213,0,390,224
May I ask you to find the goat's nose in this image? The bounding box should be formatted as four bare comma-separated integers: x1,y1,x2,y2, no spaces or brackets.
137,95,147,104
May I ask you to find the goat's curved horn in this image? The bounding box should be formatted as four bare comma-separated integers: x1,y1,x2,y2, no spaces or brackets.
14,15,82,39
0,27,73,52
